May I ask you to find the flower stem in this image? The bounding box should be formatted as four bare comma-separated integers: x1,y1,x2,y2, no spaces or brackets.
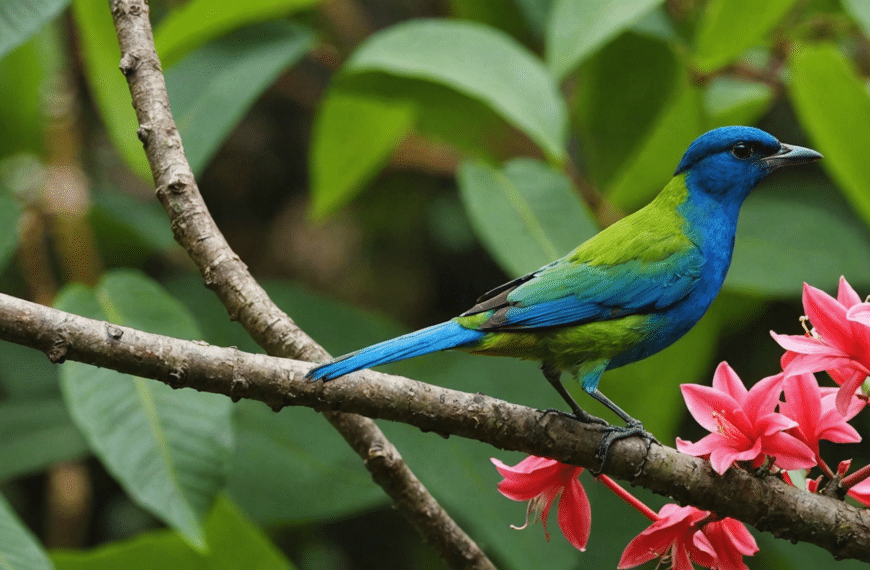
597,475,658,521
841,462,870,490
817,454,836,480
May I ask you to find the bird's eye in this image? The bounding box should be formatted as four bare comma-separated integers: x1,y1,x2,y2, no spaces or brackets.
732,142,754,159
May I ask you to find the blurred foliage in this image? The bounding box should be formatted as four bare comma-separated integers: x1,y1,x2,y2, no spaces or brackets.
1,0,870,569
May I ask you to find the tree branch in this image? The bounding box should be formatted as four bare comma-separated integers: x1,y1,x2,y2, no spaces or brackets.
2,292,869,562
106,1,494,568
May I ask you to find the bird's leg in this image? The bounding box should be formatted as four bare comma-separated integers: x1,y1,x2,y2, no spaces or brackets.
540,363,608,426
588,388,658,475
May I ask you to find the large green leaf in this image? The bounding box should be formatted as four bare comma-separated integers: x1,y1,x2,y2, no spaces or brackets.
545,0,664,78
308,92,414,219
458,158,598,277
226,402,387,523
726,177,870,296
165,23,314,176
703,76,774,129
789,43,870,228
52,496,295,570
0,494,53,570
72,0,149,180
55,270,234,549
344,19,567,162
693,0,800,72
0,29,57,157
573,32,680,189
154,0,319,67
0,0,68,60
0,399,89,482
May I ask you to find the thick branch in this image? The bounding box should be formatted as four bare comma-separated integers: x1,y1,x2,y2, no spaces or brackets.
3,293,869,562
107,2,492,568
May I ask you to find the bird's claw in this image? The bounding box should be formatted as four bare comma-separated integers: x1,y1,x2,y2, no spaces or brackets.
591,420,657,476
540,407,609,427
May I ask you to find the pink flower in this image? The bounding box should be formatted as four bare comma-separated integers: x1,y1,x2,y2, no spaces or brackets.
772,277,870,414
677,363,815,475
618,504,757,570
619,504,709,570
694,517,758,570
847,477,870,506
491,455,591,551
779,373,861,459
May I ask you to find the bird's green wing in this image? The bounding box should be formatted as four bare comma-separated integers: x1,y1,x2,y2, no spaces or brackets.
459,178,704,330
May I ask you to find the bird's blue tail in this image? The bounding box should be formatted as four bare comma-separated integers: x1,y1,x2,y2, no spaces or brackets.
306,321,484,381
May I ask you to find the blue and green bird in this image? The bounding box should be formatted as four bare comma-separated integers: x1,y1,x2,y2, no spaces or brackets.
307,126,822,454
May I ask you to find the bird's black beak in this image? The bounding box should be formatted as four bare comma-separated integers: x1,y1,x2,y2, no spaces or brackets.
761,142,823,170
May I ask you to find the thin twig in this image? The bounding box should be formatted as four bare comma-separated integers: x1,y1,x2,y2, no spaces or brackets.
2,292,869,562
106,1,495,568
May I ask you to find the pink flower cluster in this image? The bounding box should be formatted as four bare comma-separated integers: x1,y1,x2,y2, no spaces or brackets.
491,277,870,569
491,455,758,569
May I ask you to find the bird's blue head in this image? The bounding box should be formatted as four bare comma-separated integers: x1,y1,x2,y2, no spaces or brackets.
675,126,822,207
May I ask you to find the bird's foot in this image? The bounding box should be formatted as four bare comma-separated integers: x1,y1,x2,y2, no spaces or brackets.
591,420,658,476
540,407,609,427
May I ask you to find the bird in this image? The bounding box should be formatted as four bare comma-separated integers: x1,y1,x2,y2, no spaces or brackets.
306,125,822,465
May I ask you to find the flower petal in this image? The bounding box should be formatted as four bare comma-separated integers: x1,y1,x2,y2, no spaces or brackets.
781,374,822,438
743,373,785,422
770,332,846,356
763,432,816,470
838,276,862,308
492,456,565,501
803,283,851,351
680,384,742,433
846,304,870,328
557,474,591,551
711,361,749,403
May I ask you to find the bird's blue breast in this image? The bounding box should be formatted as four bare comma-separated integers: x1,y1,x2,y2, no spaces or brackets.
606,183,739,369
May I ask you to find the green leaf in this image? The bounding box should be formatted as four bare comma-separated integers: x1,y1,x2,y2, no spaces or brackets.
54,270,234,549
0,0,69,60
703,76,774,129
512,0,555,37
458,158,597,277
843,0,870,37
308,92,414,219
606,85,705,211
0,29,58,157
72,0,149,180
226,402,386,523
726,177,870,296
0,341,59,398
545,0,664,78
448,0,532,41
693,0,799,72
0,494,53,570
573,32,680,189
90,188,177,265
154,0,319,67
165,23,314,176
0,181,21,273
0,398,89,482
789,43,870,228
345,19,567,162
52,496,296,570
